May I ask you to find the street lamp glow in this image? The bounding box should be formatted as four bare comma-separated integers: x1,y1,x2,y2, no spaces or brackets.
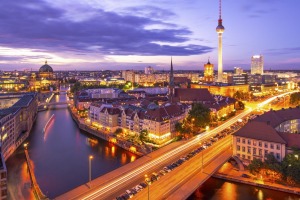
295,155,299,160
89,155,94,188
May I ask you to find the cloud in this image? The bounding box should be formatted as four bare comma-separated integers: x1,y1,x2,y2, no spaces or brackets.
0,0,212,60
264,47,300,56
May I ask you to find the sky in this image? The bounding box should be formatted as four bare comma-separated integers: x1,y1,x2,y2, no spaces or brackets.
0,0,300,71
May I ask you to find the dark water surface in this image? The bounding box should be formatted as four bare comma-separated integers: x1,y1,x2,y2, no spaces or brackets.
188,177,300,200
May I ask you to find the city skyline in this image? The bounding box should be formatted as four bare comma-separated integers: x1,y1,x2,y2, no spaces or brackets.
0,0,300,71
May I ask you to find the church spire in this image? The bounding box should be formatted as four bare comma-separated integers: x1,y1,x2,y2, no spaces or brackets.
169,57,174,102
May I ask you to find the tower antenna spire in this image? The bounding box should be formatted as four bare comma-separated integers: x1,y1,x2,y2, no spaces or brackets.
219,0,222,19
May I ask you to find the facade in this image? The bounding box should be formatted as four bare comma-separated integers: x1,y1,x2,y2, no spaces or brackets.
227,74,247,85
251,55,264,75
192,84,249,98
0,154,7,200
88,102,188,144
233,108,300,164
145,66,154,75
203,60,214,83
0,93,38,160
234,67,243,75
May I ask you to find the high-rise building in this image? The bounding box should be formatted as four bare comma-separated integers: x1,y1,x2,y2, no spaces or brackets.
216,0,225,82
169,57,174,102
204,60,214,83
145,66,154,74
234,67,243,75
251,55,264,75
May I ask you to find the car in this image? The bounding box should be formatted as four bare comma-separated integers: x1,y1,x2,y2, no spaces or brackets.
125,190,133,198
139,182,147,188
241,174,251,178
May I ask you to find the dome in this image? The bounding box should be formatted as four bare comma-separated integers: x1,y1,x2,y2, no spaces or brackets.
39,61,53,73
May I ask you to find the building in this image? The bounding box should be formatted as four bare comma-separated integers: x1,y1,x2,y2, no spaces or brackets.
234,67,243,75
0,93,38,160
122,70,135,83
145,66,154,75
251,55,264,75
191,84,249,98
203,60,214,83
233,108,300,164
227,74,247,85
0,154,7,199
216,0,225,82
38,61,54,79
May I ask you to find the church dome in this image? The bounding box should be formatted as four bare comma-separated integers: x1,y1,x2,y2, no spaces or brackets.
39,61,53,73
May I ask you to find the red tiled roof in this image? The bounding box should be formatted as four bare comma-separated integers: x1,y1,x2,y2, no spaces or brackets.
254,107,300,128
234,121,286,144
279,133,300,149
174,88,214,102
144,103,185,122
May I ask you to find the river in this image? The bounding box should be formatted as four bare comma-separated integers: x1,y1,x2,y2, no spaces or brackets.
6,94,137,199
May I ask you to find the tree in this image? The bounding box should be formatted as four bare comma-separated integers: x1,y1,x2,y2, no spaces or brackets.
236,101,245,110
70,81,81,93
114,128,123,136
139,129,149,143
290,92,300,105
248,158,263,175
188,103,211,131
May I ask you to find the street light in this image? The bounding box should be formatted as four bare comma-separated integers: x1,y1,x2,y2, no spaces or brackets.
295,155,299,160
89,155,93,188
145,174,150,200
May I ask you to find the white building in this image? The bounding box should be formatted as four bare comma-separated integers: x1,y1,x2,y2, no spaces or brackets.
251,55,264,75
145,66,154,75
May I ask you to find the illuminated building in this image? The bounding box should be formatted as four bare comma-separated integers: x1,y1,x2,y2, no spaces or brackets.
251,55,264,75
38,60,54,79
233,108,300,164
145,66,154,75
203,60,214,83
216,0,225,82
234,67,243,75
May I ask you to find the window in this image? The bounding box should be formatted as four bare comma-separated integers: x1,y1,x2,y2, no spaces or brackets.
270,144,274,149
247,147,251,154
0,173,6,179
253,148,257,155
276,153,280,160
259,142,262,147
237,137,240,143
265,150,268,155
259,149,262,156
242,139,245,144
242,147,245,152
248,139,251,145
253,141,257,146
242,155,245,159
248,156,251,159
264,143,268,148
276,145,280,150
237,145,240,151
237,153,240,157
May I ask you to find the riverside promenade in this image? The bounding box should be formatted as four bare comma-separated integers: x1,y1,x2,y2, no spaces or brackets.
68,106,146,156
24,149,48,200
213,161,300,196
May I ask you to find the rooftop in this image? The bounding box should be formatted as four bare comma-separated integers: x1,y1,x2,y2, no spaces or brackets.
234,121,286,144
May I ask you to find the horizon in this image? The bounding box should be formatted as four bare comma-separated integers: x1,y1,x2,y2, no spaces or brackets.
0,1,300,70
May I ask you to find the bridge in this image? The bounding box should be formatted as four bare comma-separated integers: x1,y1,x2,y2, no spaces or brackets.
55,91,298,200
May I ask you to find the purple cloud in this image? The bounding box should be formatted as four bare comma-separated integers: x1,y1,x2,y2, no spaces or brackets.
0,0,212,56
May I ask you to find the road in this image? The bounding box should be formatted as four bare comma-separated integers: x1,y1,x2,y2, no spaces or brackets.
56,91,297,200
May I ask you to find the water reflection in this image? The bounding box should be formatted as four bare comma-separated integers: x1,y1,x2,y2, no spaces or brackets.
188,178,300,200
6,94,139,199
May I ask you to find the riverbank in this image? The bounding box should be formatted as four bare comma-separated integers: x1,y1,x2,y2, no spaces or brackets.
68,106,146,156
213,162,300,196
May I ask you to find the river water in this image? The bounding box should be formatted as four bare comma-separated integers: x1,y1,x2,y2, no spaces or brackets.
5,94,300,200
188,177,300,200
6,94,137,199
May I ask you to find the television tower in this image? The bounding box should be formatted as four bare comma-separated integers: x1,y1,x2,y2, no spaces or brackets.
216,0,225,83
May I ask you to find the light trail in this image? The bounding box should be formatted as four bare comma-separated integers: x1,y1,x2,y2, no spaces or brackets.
69,92,296,200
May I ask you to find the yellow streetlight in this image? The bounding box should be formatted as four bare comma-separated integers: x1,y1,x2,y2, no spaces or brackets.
295,155,299,160
145,174,150,200
89,155,93,188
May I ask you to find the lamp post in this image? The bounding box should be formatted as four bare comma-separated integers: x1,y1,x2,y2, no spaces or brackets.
89,155,93,188
145,174,150,200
